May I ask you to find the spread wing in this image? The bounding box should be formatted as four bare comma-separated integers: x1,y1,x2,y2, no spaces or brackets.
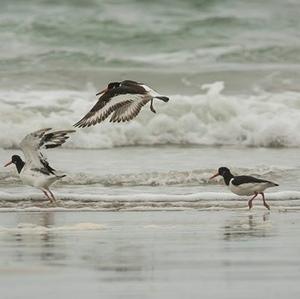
74,85,148,128
20,128,75,174
109,96,151,122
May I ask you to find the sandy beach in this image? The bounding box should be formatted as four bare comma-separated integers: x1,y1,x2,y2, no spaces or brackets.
1,210,300,298
1,147,300,298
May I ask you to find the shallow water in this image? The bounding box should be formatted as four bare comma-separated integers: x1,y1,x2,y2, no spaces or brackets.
1,210,300,298
1,146,299,211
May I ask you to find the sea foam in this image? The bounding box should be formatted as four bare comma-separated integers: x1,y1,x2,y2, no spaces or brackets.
0,82,300,148
0,191,299,212
0,166,289,187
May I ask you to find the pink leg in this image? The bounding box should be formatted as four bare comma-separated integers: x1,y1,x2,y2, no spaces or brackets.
47,189,56,202
260,192,270,210
248,192,258,209
42,190,53,203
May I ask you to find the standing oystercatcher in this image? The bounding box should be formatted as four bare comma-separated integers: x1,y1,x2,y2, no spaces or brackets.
210,167,279,210
4,128,75,203
74,80,169,128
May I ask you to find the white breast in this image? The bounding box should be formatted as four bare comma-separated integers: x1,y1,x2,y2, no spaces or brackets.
20,168,58,189
229,179,271,196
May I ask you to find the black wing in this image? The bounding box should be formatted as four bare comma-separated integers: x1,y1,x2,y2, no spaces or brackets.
231,175,276,186
74,85,147,128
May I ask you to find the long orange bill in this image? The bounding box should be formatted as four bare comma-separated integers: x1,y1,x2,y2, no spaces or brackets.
4,161,12,167
96,87,108,96
209,173,219,180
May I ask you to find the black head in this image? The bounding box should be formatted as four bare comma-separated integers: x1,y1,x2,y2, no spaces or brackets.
4,155,25,173
217,167,231,177
210,166,233,185
12,155,22,163
96,82,121,96
107,82,121,89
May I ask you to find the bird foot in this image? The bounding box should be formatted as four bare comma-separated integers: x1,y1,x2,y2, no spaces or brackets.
150,106,156,113
150,99,156,113
264,203,270,210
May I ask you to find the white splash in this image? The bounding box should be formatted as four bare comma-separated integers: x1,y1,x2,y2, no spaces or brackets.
0,82,300,148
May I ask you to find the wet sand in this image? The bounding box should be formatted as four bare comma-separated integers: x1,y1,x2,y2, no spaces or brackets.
1,210,300,298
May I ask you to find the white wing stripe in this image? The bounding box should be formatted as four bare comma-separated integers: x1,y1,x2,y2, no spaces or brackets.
78,94,148,126
110,95,150,122
19,129,74,171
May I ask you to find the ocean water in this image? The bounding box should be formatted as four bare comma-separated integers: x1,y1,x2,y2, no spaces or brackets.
1,146,300,211
0,0,300,207
1,0,300,86
1,0,300,147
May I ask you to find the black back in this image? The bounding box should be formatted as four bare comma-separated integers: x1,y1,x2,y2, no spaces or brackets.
217,166,278,186
90,84,147,113
121,80,140,86
231,176,273,186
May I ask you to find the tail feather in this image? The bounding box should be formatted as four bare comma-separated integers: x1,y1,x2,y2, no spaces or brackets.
268,181,279,187
155,96,169,102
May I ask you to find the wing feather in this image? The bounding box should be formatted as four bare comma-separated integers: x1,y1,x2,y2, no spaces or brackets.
74,94,142,128
74,85,148,128
110,96,150,122
20,128,75,172
232,176,274,186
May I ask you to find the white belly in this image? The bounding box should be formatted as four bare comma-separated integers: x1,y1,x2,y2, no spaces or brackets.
20,168,58,189
229,179,272,196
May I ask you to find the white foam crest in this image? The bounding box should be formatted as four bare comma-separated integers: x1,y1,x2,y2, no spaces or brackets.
61,166,288,186
0,190,300,203
64,169,215,186
0,191,299,212
0,166,289,187
1,82,300,148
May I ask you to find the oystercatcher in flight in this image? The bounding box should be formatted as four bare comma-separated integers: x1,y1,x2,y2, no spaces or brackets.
74,80,169,128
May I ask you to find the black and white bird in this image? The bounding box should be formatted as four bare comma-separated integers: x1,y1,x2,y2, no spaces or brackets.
4,128,75,203
74,80,169,128
210,167,279,210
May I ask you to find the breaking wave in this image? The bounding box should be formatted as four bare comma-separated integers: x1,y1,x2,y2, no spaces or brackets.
0,82,300,148
0,166,288,187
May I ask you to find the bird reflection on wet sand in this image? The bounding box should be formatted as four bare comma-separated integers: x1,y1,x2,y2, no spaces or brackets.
6,213,66,265
223,212,273,241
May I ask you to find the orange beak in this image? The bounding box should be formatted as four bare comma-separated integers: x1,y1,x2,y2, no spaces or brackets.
209,173,219,180
96,87,108,96
4,161,13,167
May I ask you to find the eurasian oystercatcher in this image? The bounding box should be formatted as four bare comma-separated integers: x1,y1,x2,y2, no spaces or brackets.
210,167,279,210
74,80,169,128
4,128,75,203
